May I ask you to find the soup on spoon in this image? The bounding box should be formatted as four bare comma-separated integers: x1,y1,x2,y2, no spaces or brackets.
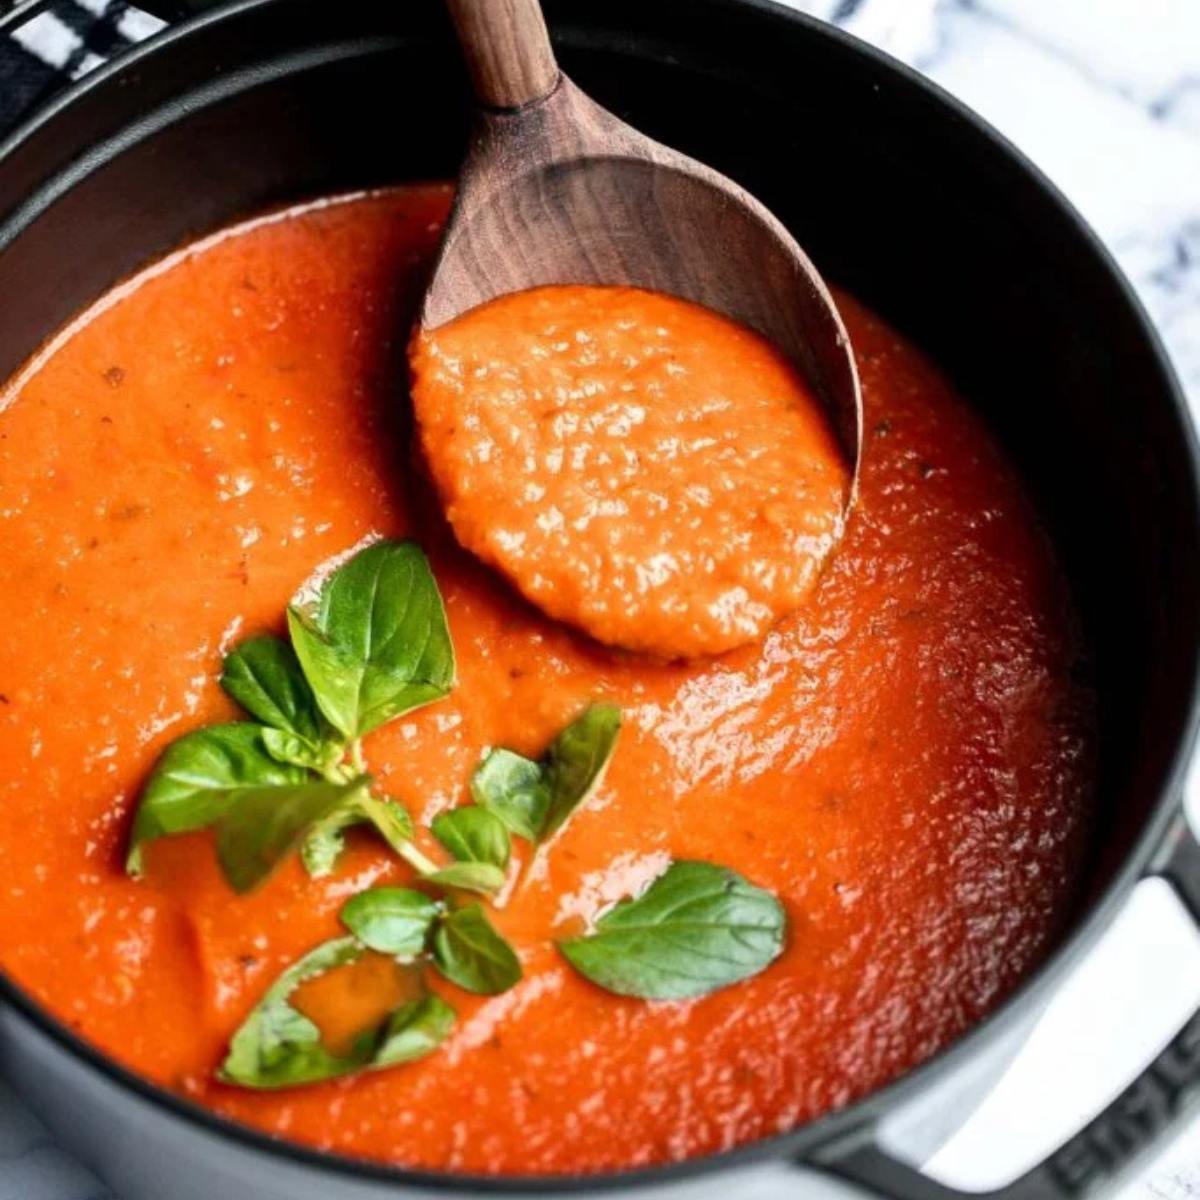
414,0,859,657
411,285,850,659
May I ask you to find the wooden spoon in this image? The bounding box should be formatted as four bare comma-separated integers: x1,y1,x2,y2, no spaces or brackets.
421,0,862,491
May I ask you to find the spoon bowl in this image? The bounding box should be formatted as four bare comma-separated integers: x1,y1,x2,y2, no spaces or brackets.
420,0,863,471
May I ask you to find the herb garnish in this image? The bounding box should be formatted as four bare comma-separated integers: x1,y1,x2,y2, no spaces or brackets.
431,806,511,871
216,778,364,895
559,861,787,1000
286,539,454,739
432,903,523,995
219,933,455,1088
219,634,337,771
127,540,453,888
126,723,308,877
340,887,442,958
471,703,621,843
126,537,787,1090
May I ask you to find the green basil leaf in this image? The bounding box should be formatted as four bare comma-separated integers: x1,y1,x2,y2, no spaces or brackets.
219,937,453,1089
431,807,511,870
299,802,365,877
220,937,360,1088
422,861,507,896
374,994,456,1067
126,723,307,876
285,608,361,741
471,704,620,843
470,749,549,841
216,779,364,893
432,904,522,994
558,860,786,1000
356,793,417,854
299,793,416,878
542,703,621,836
260,727,340,773
340,887,441,957
288,540,455,739
220,635,327,748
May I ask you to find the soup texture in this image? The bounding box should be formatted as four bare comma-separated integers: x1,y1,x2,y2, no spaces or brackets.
411,284,850,659
0,186,1092,1175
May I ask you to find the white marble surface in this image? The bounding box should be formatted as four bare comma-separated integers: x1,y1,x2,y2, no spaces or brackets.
2,0,1199,1197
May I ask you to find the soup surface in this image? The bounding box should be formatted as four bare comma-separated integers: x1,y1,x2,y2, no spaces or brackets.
411,285,850,658
0,186,1092,1174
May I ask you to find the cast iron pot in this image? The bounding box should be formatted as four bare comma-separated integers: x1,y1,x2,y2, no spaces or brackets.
0,2,1199,1198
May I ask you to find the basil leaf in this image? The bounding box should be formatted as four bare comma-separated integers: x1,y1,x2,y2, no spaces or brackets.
299,793,416,878
357,793,417,854
431,807,510,870
422,862,507,896
220,635,327,749
221,937,360,1088
299,802,365,877
260,727,340,773
432,904,522,994
558,860,786,1000
470,749,548,841
542,703,621,835
216,779,364,893
340,887,441,957
471,704,621,843
126,723,307,876
288,541,455,739
374,994,456,1067
220,937,453,1089
285,609,361,740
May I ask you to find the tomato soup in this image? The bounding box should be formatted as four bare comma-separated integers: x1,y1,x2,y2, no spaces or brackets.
0,186,1093,1175
411,285,850,659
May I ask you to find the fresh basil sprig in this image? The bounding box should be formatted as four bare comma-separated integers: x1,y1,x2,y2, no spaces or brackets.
426,807,510,895
432,904,522,995
469,750,545,842
216,779,365,894
340,887,442,958
126,540,460,890
471,703,621,843
559,860,787,1000
219,935,454,1089
421,861,508,895
126,723,308,876
128,535,791,1094
432,806,511,869
288,540,454,740
221,882,524,1088
219,635,338,771
418,704,621,893
301,792,418,879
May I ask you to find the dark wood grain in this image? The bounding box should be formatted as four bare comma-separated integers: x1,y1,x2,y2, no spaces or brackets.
443,0,558,110
423,5,863,477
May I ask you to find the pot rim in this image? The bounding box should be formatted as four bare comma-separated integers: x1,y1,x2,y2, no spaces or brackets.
1,0,1198,1191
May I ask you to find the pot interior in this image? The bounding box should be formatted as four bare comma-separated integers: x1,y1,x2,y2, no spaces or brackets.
0,0,1196,1155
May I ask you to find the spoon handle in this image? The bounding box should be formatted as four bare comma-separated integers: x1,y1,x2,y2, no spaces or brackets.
445,0,560,110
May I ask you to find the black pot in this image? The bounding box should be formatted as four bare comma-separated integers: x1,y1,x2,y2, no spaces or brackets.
1,2,1199,1198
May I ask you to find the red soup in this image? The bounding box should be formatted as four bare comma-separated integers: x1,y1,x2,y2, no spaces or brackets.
0,186,1092,1175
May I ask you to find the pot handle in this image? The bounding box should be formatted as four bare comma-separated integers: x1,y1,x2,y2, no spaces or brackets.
812,812,1200,1200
